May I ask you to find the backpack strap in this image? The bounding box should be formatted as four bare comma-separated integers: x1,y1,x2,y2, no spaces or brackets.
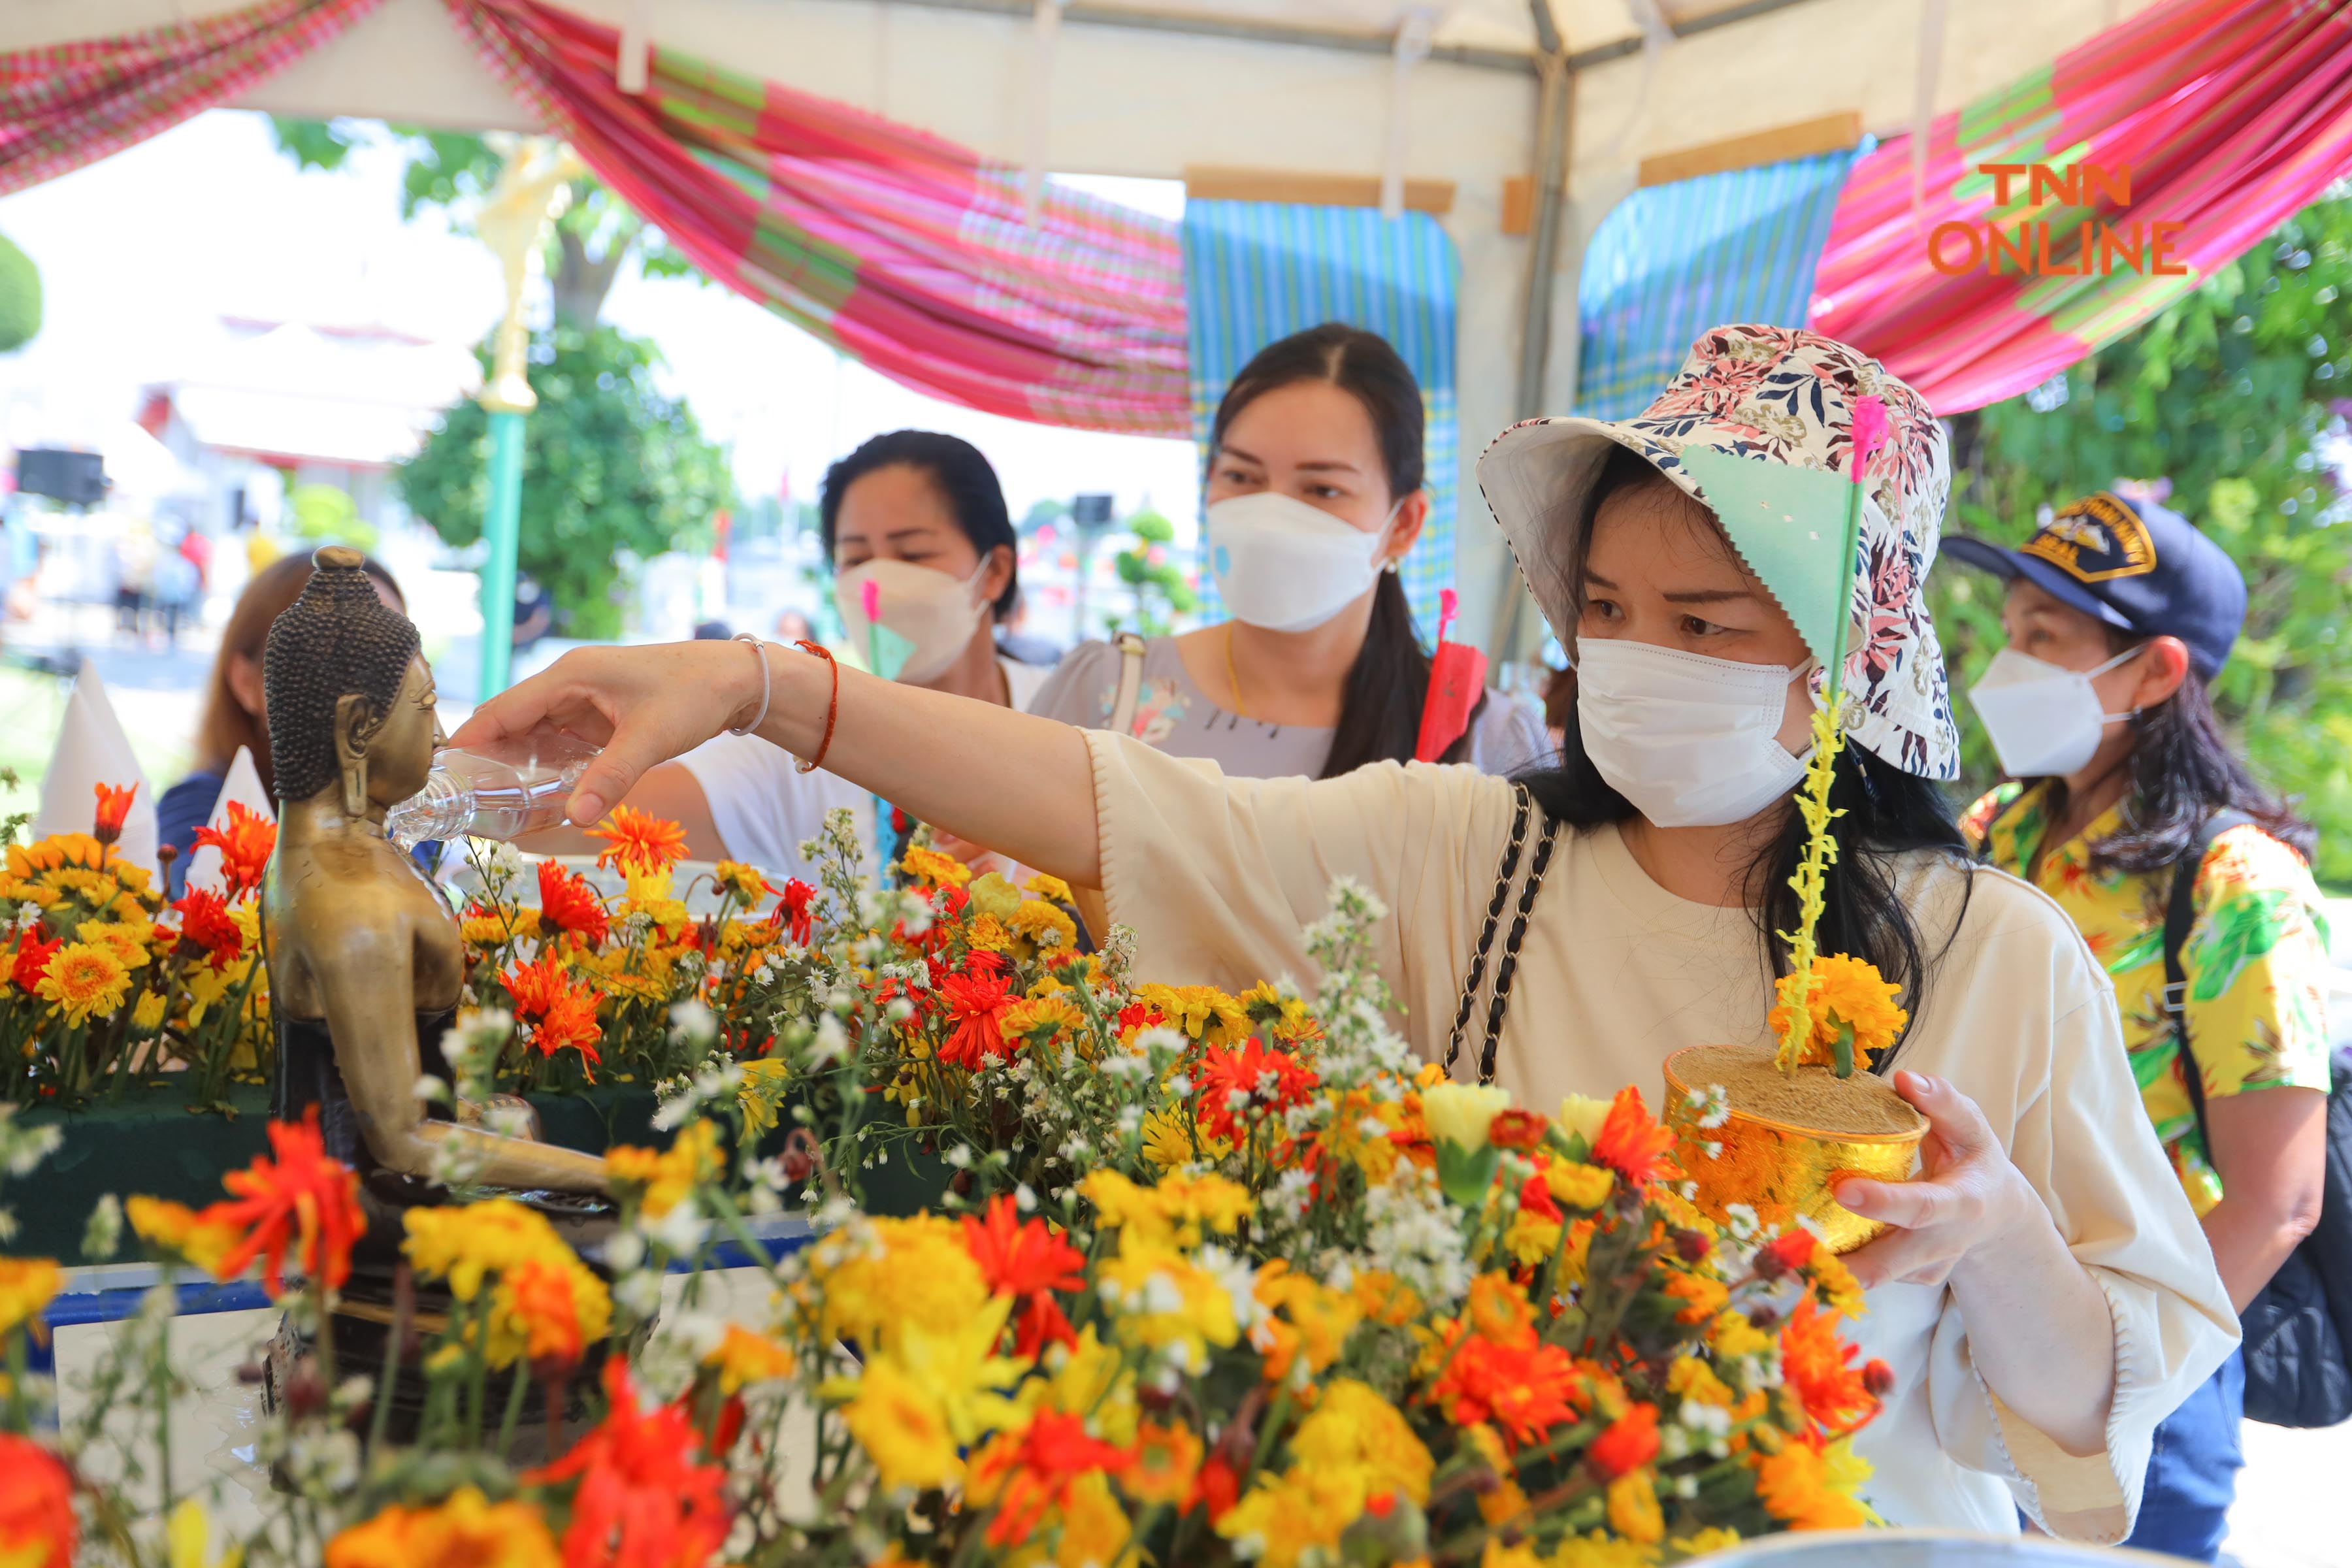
1446,785,1532,1077
1105,633,1149,738
1445,786,1563,1084
2165,809,2256,1145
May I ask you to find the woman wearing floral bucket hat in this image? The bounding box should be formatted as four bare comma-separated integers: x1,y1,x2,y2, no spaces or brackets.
454,325,2234,1542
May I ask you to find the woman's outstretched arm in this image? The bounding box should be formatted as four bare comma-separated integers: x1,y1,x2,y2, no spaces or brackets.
448,640,1104,887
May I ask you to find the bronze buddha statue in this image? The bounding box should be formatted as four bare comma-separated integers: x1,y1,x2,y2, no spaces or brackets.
260,546,607,1197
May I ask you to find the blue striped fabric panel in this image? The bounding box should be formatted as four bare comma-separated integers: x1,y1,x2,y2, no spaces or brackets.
1181,201,1460,632
1575,148,1862,422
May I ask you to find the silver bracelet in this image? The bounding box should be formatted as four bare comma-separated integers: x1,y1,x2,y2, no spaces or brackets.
728,633,774,736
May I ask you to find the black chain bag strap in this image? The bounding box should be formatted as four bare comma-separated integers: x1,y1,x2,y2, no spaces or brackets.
1445,785,1563,1085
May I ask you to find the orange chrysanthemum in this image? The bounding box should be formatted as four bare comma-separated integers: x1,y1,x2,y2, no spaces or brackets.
501,955,604,1077
527,1361,730,1568
1590,1086,1677,1190
1769,954,1908,1072
91,781,137,846
1753,1436,1872,1531
204,1108,367,1296
1588,1403,1661,1480
1779,1297,1884,1435
1431,1333,1581,1448
587,806,689,876
0,1433,77,1568
192,800,277,900
966,1409,1134,1547
536,860,610,948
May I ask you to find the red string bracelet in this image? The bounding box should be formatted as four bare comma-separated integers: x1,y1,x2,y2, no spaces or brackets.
793,640,840,774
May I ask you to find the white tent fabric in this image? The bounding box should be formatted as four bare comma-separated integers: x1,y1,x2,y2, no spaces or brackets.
33,662,158,874
2,0,2162,644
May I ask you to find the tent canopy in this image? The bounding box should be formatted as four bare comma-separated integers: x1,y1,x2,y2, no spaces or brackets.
0,0,2161,645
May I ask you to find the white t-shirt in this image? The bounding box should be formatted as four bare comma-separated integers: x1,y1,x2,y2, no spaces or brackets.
1083,732,2239,1545
676,655,1053,884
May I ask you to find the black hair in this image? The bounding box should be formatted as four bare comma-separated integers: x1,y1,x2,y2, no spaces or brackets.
819,431,1018,618
1211,322,1482,778
2047,627,2315,872
1518,447,1972,1064
263,546,421,803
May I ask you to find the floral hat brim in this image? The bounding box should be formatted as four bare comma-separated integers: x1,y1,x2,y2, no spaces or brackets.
1475,324,1959,781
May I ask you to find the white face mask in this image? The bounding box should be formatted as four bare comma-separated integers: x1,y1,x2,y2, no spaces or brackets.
1966,645,2142,778
1574,637,1816,828
833,556,991,686
1205,491,1394,633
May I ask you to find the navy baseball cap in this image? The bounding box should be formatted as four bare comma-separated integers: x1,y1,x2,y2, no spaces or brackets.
1942,491,2246,679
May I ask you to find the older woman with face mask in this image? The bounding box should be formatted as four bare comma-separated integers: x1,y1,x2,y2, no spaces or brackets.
455,327,2234,1544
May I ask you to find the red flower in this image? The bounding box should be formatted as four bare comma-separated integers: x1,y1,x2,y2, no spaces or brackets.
962,1195,1086,1357
1780,1297,1882,1435
1758,1229,1816,1279
1189,1454,1241,1522
204,1109,366,1296
1488,1108,1551,1150
1117,1002,1167,1035
91,782,137,847
502,955,604,1078
587,805,689,876
171,889,244,971
9,931,62,993
936,953,1017,1071
0,1433,76,1568
1431,1334,1581,1447
1588,1403,1661,1479
192,800,276,899
778,878,817,945
536,860,610,947
1591,1086,1676,1189
1518,1171,1562,1224
971,1410,1134,1546
528,1361,730,1568
1194,1038,1319,1145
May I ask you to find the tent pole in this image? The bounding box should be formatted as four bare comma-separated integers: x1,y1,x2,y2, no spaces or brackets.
1491,5,1573,662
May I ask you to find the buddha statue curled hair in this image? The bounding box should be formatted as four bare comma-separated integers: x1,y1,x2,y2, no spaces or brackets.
263,546,421,805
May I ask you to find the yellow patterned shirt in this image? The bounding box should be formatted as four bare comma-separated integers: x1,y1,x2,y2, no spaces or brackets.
1963,782,2333,1215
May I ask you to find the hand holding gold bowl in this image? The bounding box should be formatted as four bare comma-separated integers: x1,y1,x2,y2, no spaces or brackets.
1663,955,1925,1255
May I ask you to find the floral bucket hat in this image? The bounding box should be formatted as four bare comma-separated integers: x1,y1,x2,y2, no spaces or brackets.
1475,324,1959,780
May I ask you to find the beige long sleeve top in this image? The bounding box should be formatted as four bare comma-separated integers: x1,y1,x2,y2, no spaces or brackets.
1086,732,2238,1543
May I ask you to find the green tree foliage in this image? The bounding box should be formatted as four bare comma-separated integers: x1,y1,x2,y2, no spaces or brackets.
267,118,704,325
1935,194,2352,881
397,325,736,640
287,483,378,551
0,230,40,353
1107,506,1198,638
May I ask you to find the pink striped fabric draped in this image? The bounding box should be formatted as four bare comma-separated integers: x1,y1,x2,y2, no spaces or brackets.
0,0,385,198
1810,0,2352,415
444,0,1190,436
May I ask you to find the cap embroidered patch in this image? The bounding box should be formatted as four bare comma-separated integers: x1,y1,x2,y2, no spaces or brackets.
2023,492,2158,583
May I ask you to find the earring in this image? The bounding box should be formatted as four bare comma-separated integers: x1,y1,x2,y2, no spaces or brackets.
1383,557,1402,575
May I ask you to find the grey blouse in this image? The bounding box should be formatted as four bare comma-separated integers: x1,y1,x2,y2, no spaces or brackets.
1025,635,1551,778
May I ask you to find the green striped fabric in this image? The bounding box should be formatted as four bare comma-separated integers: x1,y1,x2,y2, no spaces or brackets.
1181,201,1460,632
1575,148,1861,421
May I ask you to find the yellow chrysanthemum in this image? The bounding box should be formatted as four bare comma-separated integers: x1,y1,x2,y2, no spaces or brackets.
964,913,1012,953
1550,1531,1659,1568
1000,994,1085,1050
1023,872,1074,904
711,860,772,906
1238,981,1316,1040
1667,1528,1743,1560
461,907,540,947
1754,1438,1874,1531
131,990,169,1034
400,1199,576,1301
1546,1160,1615,1211
704,1324,795,1394
0,1257,61,1339
897,846,971,890
484,1253,611,1369
1005,898,1077,953
1081,1169,1252,1249
887,1295,1023,1441
1214,1466,1372,1568
323,1486,560,1568
737,1057,794,1143
1252,1261,1364,1385
78,915,157,971
35,942,131,1025
1132,982,1249,1044
1709,1309,1774,1361
1667,1355,1735,1409
606,1121,722,1219
1606,1470,1665,1544
806,1213,991,1348
127,1196,240,1277
1138,1106,1225,1171
836,1354,963,1491
1015,1326,1140,1446
1287,1378,1430,1504
1098,1237,1247,1370
1808,1248,1867,1320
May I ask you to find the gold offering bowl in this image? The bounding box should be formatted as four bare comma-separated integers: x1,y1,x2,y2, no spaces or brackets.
1661,1046,1926,1255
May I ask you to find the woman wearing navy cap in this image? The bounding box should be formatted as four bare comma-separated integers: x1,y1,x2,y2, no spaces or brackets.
1950,491,2333,1563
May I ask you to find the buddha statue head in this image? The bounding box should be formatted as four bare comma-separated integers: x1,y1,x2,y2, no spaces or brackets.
265,546,442,819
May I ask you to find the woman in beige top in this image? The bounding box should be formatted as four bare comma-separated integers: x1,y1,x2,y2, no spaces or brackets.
455,327,2234,1543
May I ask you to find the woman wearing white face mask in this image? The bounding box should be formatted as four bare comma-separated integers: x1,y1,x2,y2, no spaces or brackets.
1948,493,2334,1562
520,429,1048,883
454,327,2234,1543
1028,323,1544,779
